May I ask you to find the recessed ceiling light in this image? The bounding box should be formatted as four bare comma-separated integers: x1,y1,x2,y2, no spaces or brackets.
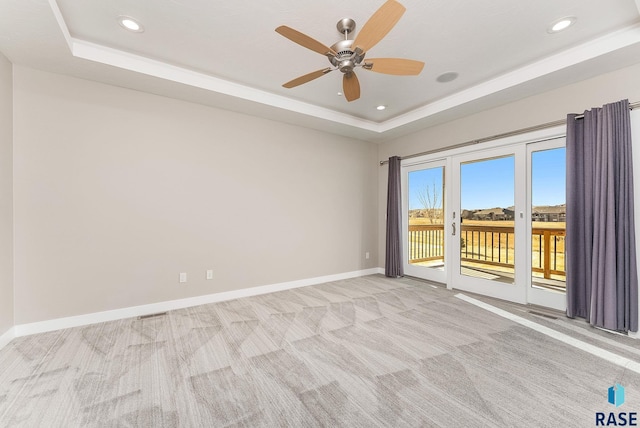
118,16,144,33
436,72,459,83
376,105,386,111
548,17,576,33
337,92,343,96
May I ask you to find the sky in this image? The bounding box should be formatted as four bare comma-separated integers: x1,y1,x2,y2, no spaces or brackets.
408,147,566,211
531,147,566,206
460,156,515,210
408,166,444,210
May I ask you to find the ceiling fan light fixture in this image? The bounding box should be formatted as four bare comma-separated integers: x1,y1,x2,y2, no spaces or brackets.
118,16,144,33
548,17,576,33
275,0,422,102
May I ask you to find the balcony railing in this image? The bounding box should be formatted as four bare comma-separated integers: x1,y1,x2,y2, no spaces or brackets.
531,227,565,279
408,223,566,280
408,224,445,263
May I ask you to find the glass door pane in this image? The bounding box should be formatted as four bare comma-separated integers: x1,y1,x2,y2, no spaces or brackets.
460,155,515,284
527,140,567,311
403,161,446,283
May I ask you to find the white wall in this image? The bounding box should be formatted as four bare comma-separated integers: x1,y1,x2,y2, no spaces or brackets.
378,62,640,267
12,66,378,325
0,54,13,336
11,60,640,328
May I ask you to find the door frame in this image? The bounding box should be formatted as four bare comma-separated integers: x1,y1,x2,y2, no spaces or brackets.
399,125,567,309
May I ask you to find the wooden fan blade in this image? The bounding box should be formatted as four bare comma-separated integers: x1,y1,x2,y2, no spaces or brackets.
343,72,360,102
283,68,333,88
364,58,424,75
353,0,406,53
276,26,337,57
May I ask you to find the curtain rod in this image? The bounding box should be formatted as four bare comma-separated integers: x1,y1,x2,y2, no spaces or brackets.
379,101,639,166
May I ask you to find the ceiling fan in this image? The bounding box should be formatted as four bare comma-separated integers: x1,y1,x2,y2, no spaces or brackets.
275,0,424,102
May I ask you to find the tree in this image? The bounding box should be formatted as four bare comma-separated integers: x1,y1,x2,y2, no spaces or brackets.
417,182,443,224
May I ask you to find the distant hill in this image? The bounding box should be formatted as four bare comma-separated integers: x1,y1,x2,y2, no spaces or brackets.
409,204,565,222
460,204,565,221
408,208,443,220
532,204,566,214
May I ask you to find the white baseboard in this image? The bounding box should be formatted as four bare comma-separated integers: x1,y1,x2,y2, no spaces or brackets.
0,327,15,351
13,268,383,337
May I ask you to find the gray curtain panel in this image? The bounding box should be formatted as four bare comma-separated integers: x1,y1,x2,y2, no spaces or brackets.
566,99,638,332
385,156,404,277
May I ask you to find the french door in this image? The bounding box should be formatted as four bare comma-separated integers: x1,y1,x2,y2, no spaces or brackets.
450,146,528,303
402,137,567,311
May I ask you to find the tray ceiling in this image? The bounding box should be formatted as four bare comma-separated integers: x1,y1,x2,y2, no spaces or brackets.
1,0,640,141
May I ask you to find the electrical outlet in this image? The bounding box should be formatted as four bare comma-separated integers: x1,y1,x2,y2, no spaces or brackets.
179,272,187,283
206,270,213,280
365,252,370,259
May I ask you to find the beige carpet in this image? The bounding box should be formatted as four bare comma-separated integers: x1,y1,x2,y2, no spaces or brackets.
1,274,639,427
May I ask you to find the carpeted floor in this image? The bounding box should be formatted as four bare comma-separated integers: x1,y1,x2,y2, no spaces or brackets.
1,274,639,427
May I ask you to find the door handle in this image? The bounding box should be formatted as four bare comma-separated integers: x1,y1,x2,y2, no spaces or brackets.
452,223,456,236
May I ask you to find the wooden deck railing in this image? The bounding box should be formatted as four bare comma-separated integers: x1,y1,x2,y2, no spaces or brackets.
408,224,566,279
408,224,446,263
531,227,566,278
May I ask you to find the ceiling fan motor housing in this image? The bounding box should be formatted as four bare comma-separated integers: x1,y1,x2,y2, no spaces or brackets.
330,39,364,73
